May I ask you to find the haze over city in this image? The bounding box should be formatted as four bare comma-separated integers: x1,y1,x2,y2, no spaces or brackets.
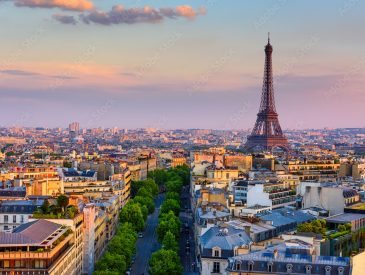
1,0,364,129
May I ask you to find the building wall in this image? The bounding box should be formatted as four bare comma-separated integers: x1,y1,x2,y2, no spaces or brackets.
82,204,95,275
0,213,30,232
247,184,271,208
201,258,227,275
302,185,344,216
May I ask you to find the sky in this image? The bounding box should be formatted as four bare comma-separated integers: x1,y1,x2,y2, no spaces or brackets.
0,0,364,130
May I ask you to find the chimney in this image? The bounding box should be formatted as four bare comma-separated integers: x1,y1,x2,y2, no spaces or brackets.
244,225,251,236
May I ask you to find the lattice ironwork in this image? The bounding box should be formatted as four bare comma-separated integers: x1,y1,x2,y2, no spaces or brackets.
244,35,289,152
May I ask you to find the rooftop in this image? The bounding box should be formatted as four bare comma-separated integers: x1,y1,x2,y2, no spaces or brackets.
326,213,365,224
0,219,66,247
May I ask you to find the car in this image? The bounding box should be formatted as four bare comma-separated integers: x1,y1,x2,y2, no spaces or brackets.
138,232,144,238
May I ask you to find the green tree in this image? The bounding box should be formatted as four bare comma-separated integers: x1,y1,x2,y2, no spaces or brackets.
40,199,50,214
149,249,183,275
136,187,153,199
338,224,346,232
148,169,169,187
95,252,126,273
297,222,313,233
56,195,69,213
166,179,183,193
63,161,72,168
133,195,155,214
160,199,180,216
157,211,181,242
140,205,148,221
162,231,179,251
166,192,180,201
131,179,159,198
119,202,145,232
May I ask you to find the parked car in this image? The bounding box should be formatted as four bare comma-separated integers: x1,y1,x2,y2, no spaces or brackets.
138,232,144,238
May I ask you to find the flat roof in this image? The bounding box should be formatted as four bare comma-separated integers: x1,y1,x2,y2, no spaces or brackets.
326,213,365,223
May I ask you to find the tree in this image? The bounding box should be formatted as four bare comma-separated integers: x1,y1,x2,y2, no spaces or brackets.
338,224,346,232
148,169,169,187
149,249,183,275
66,205,78,218
119,202,145,232
133,195,155,214
140,205,148,221
157,211,181,242
162,231,179,251
166,192,180,201
40,199,50,214
56,195,69,213
131,179,159,198
160,199,180,216
137,187,153,199
63,161,72,168
166,179,183,194
95,252,126,273
297,222,313,233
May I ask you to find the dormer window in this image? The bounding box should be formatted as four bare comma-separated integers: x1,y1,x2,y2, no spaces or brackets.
286,264,293,273
306,265,312,274
212,247,221,258
338,267,344,275
268,262,273,272
248,261,254,271
325,266,331,275
235,260,241,270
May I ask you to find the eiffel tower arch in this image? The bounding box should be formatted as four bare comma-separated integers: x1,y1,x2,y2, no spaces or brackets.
244,35,289,152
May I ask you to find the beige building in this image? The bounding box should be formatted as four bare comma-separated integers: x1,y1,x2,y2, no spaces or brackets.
30,214,84,274
0,219,79,274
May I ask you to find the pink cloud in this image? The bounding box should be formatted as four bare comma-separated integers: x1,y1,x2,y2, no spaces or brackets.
15,0,93,11
77,5,206,25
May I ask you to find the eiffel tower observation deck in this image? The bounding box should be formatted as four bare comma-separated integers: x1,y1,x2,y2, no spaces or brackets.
244,34,289,152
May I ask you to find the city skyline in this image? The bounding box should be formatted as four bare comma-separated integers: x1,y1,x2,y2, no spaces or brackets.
1,0,365,129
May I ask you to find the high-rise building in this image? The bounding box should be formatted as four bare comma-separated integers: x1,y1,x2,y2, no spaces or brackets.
69,122,80,139
245,35,289,152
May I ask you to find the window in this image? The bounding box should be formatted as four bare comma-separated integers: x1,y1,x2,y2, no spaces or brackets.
15,260,25,268
4,225,8,231
13,215,16,223
235,261,241,270
248,261,254,271
338,267,344,275
4,261,10,268
4,215,8,223
268,263,273,272
286,264,293,273
212,247,221,258
325,266,331,275
35,260,45,269
213,262,220,273
20,215,24,223
306,265,312,274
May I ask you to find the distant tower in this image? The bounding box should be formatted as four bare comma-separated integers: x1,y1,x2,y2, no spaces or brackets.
244,34,289,152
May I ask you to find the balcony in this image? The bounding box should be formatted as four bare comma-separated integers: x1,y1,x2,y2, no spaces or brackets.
0,233,73,260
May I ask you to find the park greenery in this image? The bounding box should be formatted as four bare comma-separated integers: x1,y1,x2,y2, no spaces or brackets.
148,165,189,275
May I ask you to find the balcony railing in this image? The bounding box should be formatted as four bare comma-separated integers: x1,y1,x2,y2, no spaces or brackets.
0,234,73,260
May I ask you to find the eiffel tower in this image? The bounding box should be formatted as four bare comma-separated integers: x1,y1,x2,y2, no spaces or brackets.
244,34,289,152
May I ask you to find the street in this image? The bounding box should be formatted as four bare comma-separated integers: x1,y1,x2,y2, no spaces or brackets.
131,194,164,275
179,185,199,275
